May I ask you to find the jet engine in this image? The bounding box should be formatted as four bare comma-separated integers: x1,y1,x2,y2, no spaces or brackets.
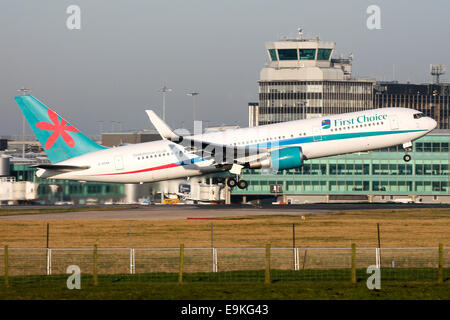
248,147,303,171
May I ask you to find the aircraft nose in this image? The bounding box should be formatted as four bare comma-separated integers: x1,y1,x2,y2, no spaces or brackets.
427,117,437,131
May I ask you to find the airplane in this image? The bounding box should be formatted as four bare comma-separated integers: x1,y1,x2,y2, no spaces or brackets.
15,94,437,189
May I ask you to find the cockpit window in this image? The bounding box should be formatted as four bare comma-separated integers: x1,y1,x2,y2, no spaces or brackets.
413,113,426,119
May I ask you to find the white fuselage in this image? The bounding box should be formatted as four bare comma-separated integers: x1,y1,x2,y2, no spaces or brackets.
37,108,436,183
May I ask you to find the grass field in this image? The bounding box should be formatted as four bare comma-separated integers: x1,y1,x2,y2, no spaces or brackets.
1,270,449,300
0,207,449,300
0,208,449,248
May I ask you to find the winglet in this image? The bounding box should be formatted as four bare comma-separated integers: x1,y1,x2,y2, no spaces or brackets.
145,110,180,141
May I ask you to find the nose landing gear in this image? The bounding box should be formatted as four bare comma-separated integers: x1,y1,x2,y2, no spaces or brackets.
402,141,413,162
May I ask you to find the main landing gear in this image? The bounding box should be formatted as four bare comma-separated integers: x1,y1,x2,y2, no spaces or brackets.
227,178,237,188
402,141,412,162
227,164,248,189
227,177,248,189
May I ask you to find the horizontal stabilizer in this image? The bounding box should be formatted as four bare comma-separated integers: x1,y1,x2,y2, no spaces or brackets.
31,164,90,172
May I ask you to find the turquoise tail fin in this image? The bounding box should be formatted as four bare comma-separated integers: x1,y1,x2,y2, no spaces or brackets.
15,95,107,163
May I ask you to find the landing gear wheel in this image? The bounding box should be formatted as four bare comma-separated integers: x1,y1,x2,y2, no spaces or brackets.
227,178,237,188
403,154,411,162
237,180,248,189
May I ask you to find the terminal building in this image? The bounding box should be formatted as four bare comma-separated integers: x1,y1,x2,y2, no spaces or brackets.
374,82,450,129
1,131,225,205
232,130,449,204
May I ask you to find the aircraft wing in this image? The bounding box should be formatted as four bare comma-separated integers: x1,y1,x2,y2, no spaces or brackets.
145,109,268,165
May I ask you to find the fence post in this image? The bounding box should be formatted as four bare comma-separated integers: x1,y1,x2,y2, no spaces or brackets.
265,244,271,284
46,248,52,276
438,243,443,284
294,248,299,271
351,243,356,284
4,246,8,288
129,248,135,275
179,244,184,284
213,248,218,273
93,244,98,286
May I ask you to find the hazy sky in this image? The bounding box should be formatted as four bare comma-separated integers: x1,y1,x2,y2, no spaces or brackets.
1,0,449,137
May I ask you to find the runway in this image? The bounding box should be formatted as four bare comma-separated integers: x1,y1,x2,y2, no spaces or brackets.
0,203,448,221
0,205,328,221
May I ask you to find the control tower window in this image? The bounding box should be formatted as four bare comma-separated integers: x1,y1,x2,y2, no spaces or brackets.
278,49,298,60
317,49,332,60
268,49,278,61
299,49,316,60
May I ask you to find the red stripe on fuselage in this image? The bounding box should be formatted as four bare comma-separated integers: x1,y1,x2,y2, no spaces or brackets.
92,163,182,176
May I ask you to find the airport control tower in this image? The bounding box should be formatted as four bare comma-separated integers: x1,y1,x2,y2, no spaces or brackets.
249,30,375,126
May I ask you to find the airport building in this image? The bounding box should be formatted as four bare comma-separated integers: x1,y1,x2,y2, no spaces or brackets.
249,34,375,126
1,131,224,205
4,161,125,205
249,35,450,130
232,130,449,203
239,32,450,204
374,82,450,129
101,131,161,147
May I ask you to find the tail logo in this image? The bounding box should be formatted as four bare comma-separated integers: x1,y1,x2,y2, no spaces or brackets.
36,109,80,149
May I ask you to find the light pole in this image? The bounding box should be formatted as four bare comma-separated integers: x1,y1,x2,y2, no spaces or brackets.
187,92,199,129
97,121,104,143
17,88,31,159
159,86,173,122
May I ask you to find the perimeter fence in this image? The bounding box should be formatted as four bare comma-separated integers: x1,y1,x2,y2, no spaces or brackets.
0,244,448,286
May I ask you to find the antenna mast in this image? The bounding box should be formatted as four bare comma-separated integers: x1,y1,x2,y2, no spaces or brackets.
430,64,446,84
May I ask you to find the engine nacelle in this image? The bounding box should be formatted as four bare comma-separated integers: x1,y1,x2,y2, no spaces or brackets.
270,147,303,171
248,147,303,171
